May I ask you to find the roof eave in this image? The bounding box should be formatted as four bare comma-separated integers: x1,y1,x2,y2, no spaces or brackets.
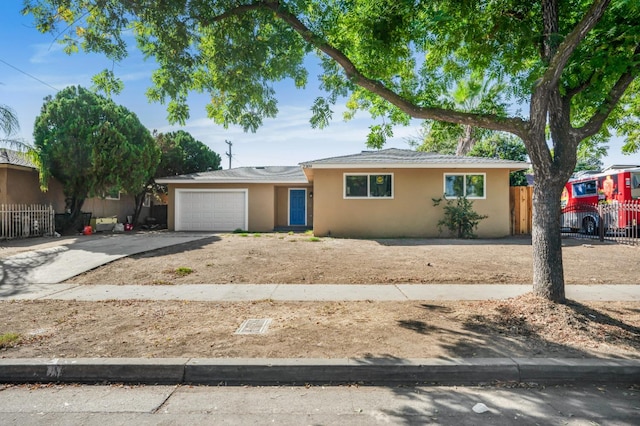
155,178,310,184
301,162,530,170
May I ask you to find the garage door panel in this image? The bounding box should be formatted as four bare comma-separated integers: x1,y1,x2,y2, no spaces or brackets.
176,190,246,231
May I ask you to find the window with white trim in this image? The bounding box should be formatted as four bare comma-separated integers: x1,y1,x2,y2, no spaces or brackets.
344,173,393,198
444,173,486,199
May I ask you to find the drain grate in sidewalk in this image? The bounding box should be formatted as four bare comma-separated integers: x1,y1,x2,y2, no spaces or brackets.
235,318,272,335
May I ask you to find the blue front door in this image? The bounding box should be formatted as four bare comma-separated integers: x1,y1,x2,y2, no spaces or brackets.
289,189,306,226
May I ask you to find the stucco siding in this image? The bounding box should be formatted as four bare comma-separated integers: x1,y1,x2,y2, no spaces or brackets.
1,167,65,211
311,168,511,238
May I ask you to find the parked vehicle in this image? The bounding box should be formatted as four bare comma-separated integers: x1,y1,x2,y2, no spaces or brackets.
560,166,640,235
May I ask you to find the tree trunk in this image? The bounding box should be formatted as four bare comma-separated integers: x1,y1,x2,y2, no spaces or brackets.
132,191,146,226
455,124,475,156
531,177,566,302
64,195,87,233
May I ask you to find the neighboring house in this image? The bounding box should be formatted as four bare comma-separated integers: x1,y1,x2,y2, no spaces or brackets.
0,148,148,225
0,149,65,210
157,148,529,238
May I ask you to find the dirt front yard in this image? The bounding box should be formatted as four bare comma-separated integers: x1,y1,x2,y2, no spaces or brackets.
66,233,640,285
1,233,639,360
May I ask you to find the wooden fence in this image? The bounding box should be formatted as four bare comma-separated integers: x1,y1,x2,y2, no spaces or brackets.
0,204,56,240
510,186,533,235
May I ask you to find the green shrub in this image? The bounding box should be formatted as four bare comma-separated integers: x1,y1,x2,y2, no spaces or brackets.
0,332,21,349
174,267,193,276
432,196,488,239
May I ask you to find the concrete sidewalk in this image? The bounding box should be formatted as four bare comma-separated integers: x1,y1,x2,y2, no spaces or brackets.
2,283,640,301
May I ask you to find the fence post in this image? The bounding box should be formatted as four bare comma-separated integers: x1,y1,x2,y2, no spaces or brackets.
598,203,605,242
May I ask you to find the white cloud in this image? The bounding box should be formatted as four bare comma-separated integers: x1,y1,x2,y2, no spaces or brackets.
29,42,65,64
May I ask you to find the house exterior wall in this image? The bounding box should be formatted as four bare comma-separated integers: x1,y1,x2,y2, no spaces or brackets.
0,166,66,211
166,183,278,232
0,165,150,227
311,168,512,238
275,185,314,227
82,193,150,224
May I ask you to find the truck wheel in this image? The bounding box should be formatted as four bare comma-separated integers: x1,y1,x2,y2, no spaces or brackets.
582,217,597,235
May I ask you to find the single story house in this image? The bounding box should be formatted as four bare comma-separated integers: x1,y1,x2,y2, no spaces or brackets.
156,148,528,238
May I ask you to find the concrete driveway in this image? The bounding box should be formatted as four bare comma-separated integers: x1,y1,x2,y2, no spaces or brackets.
0,231,217,287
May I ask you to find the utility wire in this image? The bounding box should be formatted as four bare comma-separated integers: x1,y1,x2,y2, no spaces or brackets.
0,58,59,92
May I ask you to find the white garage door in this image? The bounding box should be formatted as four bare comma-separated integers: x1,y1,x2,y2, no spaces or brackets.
176,190,247,231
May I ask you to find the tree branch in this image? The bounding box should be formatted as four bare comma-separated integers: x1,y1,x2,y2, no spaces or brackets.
541,0,610,91
541,0,559,62
530,0,610,135
577,44,640,139
202,1,528,138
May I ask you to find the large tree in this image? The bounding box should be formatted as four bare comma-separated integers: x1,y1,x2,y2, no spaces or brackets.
34,85,159,228
24,1,640,302
131,130,222,225
155,130,222,177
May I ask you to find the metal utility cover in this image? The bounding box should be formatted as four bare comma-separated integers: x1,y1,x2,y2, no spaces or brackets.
235,318,272,335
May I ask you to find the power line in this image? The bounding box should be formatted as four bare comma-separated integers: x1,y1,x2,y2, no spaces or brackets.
0,58,59,92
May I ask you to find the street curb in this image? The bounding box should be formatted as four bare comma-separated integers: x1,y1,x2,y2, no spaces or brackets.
1,358,638,386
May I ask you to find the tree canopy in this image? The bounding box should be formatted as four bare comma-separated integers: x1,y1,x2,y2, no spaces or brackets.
34,86,160,223
23,0,640,301
155,130,222,178
413,75,509,156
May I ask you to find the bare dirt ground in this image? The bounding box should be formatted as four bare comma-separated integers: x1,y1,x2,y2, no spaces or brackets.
1,233,639,360
66,233,640,285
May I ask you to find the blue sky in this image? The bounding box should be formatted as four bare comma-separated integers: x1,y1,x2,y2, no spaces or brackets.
0,1,635,168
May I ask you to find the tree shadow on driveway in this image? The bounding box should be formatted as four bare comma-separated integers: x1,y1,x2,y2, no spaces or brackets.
0,233,220,294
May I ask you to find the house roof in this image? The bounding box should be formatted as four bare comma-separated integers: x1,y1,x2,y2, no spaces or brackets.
300,148,529,170
157,149,530,185
0,149,36,169
155,166,309,184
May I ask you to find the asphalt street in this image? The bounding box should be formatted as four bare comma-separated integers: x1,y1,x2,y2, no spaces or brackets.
1,383,638,425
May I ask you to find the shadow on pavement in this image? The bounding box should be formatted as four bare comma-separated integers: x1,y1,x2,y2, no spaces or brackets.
377,384,637,425
0,247,64,297
0,233,220,294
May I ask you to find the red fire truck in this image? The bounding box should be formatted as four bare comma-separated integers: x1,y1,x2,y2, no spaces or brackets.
560,166,640,235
